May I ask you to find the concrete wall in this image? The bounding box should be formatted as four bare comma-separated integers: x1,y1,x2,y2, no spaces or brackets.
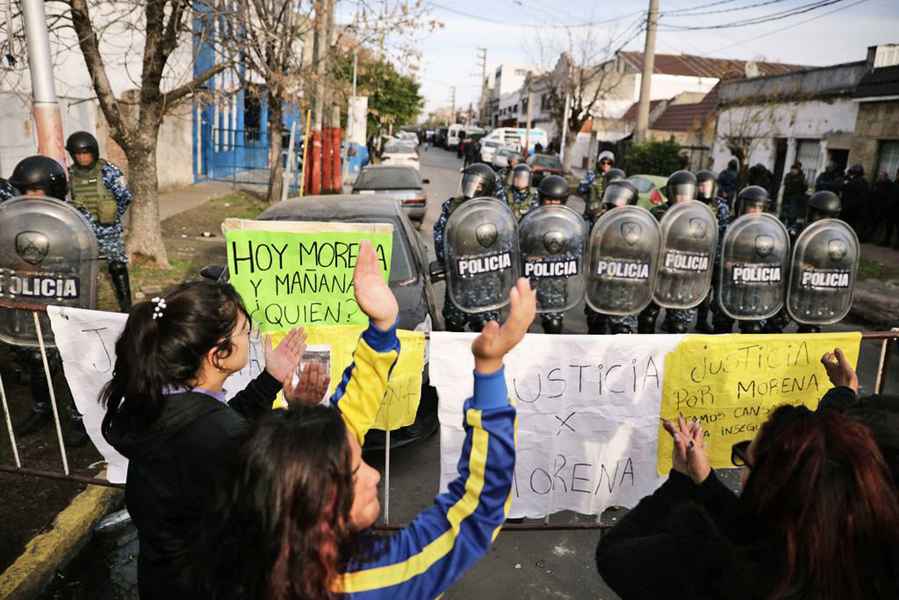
718,62,867,106
0,92,96,176
711,98,859,174
849,100,899,176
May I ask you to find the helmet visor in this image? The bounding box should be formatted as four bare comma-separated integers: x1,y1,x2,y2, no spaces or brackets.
603,185,635,208
697,180,715,200
669,183,696,204
512,170,531,189
461,174,488,199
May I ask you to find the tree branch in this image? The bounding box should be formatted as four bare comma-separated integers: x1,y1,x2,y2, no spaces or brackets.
162,62,228,107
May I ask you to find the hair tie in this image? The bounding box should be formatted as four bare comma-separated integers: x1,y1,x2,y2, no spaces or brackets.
151,297,167,320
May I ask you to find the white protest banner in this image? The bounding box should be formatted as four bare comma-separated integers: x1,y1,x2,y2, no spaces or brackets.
48,305,270,484
431,332,681,518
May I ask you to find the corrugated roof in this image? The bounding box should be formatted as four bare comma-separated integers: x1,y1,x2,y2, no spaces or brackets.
621,99,666,122
618,51,806,79
651,85,720,132
852,65,899,99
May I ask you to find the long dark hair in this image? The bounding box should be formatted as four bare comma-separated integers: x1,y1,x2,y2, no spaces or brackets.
100,280,250,427
195,405,359,600
742,405,899,600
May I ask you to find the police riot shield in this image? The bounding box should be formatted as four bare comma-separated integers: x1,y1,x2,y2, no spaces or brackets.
445,197,519,313
586,206,661,316
654,200,718,309
718,212,790,320
0,196,99,347
519,204,587,314
786,218,859,325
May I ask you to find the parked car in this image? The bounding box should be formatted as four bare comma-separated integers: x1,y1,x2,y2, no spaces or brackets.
527,153,563,185
492,147,523,170
479,139,503,164
201,196,442,450
352,165,430,225
381,141,420,170
627,174,669,210
397,131,420,144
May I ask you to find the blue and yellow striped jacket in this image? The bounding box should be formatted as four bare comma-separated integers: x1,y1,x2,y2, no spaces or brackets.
331,327,515,599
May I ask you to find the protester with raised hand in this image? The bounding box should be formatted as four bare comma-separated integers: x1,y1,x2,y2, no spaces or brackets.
195,278,536,600
819,347,899,486
596,406,899,600
101,240,401,600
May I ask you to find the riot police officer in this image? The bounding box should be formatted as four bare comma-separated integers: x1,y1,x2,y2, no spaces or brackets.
585,165,625,228
712,185,772,334
580,150,614,204
505,164,537,221
530,175,581,334
3,156,85,445
694,170,730,332
584,179,642,334
764,191,843,334
639,170,698,333
433,163,503,331
66,131,134,312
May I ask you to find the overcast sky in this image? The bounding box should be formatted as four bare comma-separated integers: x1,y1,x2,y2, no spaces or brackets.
408,0,899,114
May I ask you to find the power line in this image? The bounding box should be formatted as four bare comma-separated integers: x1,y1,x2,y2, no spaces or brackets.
707,0,873,52
427,2,646,29
657,0,851,31
662,0,792,18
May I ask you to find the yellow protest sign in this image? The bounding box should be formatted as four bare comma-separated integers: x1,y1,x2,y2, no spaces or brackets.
657,332,861,474
272,326,425,431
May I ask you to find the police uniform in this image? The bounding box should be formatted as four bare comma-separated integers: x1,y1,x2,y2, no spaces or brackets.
434,196,501,331
0,178,17,201
505,187,538,221
696,195,731,332
584,171,606,228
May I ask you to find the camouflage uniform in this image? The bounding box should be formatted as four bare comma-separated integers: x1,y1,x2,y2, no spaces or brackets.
583,171,607,228
68,160,133,264
505,187,538,221
0,179,17,201
433,196,500,331
638,203,697,334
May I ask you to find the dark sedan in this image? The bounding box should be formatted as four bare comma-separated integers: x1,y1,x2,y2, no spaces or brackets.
205,196,443,449
352,165,429,225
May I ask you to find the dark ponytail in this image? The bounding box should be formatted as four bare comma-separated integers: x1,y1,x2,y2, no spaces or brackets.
100,280,251,428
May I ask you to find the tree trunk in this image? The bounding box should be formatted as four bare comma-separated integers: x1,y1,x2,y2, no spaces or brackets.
562,133,579,174
267,92,285,204
124,145,170,268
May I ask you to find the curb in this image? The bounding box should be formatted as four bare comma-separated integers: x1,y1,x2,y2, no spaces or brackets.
0,481,122,600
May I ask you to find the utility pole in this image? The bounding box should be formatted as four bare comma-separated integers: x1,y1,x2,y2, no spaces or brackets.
309,0,328,195
524,76,533,157
634,0,660,143
450,86,456,124
560,90,570,164
22,0,66,169
476,47,487,125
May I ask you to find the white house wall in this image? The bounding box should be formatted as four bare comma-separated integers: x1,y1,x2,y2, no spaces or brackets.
711,98,859,173
631,74,718,103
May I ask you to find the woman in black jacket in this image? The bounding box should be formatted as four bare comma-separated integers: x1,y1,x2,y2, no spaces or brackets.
596,406,899,600
102,241,401,600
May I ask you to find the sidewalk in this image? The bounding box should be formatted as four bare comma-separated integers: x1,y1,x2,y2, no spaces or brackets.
852,243,899,327
157,181,235,221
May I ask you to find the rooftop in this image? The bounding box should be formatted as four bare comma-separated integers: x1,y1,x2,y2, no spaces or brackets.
617,51,808,79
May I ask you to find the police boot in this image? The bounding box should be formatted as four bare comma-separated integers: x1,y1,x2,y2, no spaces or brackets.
662,318,689,334
610,322,636,335
445,314,467,332
712,313,733,334
586,311,607,335
739,321,763,334
542,316,563,334
109,261,133,313
638,308,659,334
797,324,821,334
695,302,713,334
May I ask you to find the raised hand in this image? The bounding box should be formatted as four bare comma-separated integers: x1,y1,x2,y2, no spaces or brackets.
264,328,307,383
662,414,711,485
283,361,331,407
471,278,537,374
820,347,859,393
354,240,399,331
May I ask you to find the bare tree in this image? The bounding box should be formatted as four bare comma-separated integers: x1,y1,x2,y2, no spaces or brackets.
716,100,787,183
530,27,626,173
66,0,227,267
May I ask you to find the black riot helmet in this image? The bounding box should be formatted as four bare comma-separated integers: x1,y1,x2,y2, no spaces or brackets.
511,163,532,190
695,170,717,203
602,179,639,209
806,190,841,222
65,131,100,166
847,164,864,177
460,163,496,199
604,168,626,184
538,175,569,205
9,155,68,200
736,185,770,215
665,170,697,205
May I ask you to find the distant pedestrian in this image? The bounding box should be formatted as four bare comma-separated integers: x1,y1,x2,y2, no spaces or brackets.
781,161,808,226
871,170,893,243
882,169,899,248
717,159,739,204
841,164,869,240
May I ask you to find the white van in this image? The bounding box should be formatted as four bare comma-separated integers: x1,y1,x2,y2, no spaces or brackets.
479,128,548,161
447,125,485,150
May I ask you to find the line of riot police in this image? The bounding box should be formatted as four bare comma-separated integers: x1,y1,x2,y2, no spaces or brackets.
431,161,859,339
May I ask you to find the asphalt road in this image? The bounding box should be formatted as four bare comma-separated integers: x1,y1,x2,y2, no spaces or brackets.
45,147,899,600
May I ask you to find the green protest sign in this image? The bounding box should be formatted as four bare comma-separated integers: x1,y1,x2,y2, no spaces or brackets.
222,219,393,332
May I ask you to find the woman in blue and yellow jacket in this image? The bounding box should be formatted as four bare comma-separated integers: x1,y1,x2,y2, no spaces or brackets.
195,279,536,600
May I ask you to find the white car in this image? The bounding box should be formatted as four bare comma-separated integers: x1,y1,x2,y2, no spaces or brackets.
492,147,523,170
479,139,502,164
397,131,420,144
381,141,420,170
